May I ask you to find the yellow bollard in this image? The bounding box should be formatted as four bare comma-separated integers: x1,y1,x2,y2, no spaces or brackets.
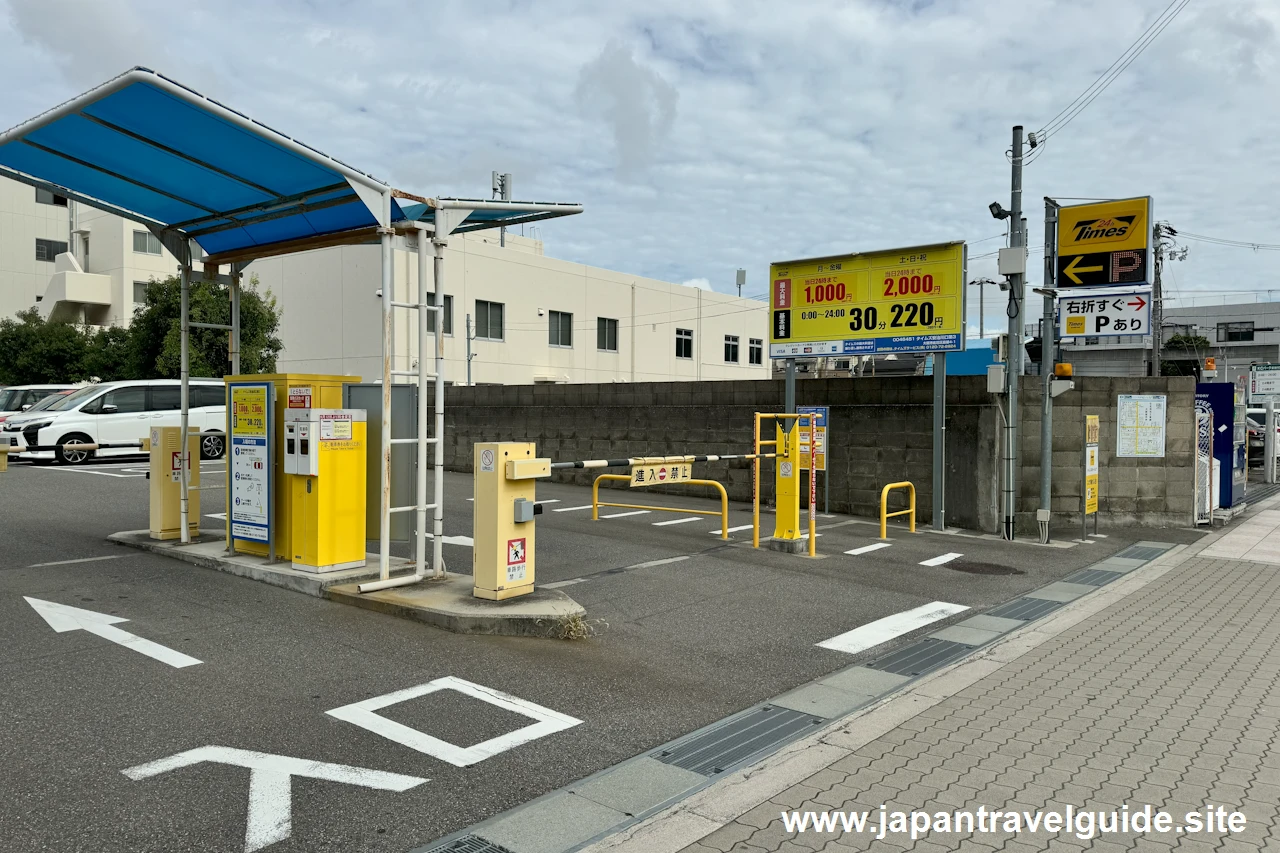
879,481,917,539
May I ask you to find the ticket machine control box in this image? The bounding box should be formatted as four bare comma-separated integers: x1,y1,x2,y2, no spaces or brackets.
282,408,367,572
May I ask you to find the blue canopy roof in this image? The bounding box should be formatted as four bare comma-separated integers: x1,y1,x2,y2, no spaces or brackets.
0,68,580,260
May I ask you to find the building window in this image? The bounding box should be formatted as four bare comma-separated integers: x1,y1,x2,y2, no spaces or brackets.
35,187,68,206
475,300,504,341
426,294,453,335
132,229,163,255
548,310,573,348
676,328,693,359
834,359,851,369
133,281,151,304
597,317,618,352
749,338,763,365
724,334,740,363
35,239,68,262
1217,322,1254,343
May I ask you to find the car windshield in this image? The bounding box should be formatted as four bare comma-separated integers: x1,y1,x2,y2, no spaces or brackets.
46,384,105,411
0,388,21,411
23,392,73,413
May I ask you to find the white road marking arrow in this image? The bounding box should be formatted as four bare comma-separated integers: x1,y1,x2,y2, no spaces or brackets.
122,746,427,852
24,596,202,669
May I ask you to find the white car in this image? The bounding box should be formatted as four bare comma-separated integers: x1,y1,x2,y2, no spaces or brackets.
0,384,75,425
4,379,227,465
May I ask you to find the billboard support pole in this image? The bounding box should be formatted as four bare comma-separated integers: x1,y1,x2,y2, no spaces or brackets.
932,351,946,531
785,358,796,413
1039,198,1059,544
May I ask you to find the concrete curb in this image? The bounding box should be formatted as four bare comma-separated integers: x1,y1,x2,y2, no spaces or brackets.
109,529,586,638
325,575,586,638
573,538,1209,853
107,529,393,597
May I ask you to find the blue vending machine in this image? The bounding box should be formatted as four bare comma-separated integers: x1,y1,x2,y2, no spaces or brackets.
1196,382,1246,509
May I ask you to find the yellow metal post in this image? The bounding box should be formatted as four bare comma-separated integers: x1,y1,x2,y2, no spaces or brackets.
879,481,917,539
753,413,760,548
807,414,816,557
0,446,7,473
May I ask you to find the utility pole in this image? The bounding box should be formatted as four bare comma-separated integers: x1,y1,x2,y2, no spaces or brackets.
1152,222,1165,376
1039,198,1059,544
1002,125,1026,541
492,171,512,247
465,313,477,385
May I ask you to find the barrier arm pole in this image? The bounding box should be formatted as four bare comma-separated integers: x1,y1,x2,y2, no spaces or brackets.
378,194,393,581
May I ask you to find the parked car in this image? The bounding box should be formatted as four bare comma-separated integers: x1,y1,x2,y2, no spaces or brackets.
0,384,75,424
3,379,227,464
1245,411,1280,466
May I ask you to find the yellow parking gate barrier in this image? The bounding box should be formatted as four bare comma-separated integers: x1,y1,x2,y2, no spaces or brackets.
880,481,916,539
754,412,819,556
592,474,729,539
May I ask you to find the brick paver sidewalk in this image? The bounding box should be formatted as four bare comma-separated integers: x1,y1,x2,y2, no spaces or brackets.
667,517,1280,852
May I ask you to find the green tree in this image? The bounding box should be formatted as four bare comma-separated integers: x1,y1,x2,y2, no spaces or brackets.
129,274,282,378
0,309,91,385
1161,333,1211,378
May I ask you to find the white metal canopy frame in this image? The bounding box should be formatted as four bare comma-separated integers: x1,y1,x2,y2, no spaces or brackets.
0,67,582,588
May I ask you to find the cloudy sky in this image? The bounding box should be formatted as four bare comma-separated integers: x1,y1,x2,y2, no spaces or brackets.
1,0,1276,334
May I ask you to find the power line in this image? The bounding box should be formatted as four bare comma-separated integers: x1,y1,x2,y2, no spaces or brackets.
1033,0,1191,149
1176,231,1280,251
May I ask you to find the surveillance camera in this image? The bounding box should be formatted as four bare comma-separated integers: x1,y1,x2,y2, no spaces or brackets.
989,201,1009,220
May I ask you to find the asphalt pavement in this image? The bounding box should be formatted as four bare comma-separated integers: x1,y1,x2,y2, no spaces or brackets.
0,455,1205,852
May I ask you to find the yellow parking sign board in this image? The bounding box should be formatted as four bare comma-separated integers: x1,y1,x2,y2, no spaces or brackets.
769,242,966,358
1056,197,1151,288
1084,415,1100,515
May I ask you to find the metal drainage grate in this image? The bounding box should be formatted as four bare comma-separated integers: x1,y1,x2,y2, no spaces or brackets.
867,639,974,677
421,836,517,853
986,597,1065,622
1062,569,1125,587
652,705,824,777
1114,544,1168,561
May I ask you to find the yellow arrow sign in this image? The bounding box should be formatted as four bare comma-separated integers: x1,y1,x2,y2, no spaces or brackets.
1063,255,1104,285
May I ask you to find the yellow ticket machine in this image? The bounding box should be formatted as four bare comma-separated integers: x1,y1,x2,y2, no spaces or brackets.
283,408,367,572
149,426,201,540
473,442,550,600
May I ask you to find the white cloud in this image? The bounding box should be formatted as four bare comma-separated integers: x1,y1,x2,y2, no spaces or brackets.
681,277,712,291
0,0,1276,316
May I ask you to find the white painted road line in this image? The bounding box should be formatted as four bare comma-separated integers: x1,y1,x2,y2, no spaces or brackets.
712,524,756,535
327,676,582,767
817,601,970,655
424,533,475,547
920,552,964,567
652,517,701,527
845,542,892,556
205,512,227,521
626,555,691,569
553,505,593,513
25,597,202,668
534,499,560,505
28,555,125,568
541,578,587,589
601,510,650,519
122,746,426,853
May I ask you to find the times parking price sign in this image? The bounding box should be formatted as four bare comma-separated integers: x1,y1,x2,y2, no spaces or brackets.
769,242,966,357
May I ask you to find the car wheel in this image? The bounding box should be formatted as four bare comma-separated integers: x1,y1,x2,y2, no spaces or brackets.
55,432,95,465
200,431,225,460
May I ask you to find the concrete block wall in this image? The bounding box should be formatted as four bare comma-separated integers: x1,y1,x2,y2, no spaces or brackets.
1015,375,1197,532
431,373,1194,533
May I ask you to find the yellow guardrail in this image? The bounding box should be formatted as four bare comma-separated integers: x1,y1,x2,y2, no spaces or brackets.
880,481,916,539
592,474,729,539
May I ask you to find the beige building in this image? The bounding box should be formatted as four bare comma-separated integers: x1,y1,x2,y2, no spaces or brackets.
251,230,770,385
2,174,769,385
0,175,185,324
